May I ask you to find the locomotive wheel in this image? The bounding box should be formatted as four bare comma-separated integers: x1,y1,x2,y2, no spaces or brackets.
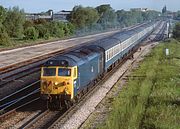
65,100,73,109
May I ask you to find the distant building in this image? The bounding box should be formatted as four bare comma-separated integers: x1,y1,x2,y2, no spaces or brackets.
53,10,71,22
25,10,71,22
130,8,148,12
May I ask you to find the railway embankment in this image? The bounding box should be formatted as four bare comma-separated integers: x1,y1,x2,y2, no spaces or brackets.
81,39,180,129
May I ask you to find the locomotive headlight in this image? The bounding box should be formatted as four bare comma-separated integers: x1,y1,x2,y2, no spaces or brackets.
54,82,59,85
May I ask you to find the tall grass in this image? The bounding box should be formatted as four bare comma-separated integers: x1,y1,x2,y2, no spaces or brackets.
98,39,180,129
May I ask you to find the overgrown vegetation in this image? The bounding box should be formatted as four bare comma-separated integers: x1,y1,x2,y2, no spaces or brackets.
0,6,75,47
70,4,160,34
99,39,180,129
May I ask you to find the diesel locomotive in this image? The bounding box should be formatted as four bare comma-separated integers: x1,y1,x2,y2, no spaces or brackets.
40,21,159,109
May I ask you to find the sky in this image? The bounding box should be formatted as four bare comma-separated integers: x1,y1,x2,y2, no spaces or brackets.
0,0,179,13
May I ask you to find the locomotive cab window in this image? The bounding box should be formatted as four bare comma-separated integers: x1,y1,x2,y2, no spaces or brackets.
43,68,56,76
58,68,71,76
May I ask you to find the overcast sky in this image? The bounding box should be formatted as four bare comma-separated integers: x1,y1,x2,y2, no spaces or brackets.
1,0,179,13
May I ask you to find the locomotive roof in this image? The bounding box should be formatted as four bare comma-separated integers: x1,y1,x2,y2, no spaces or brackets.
43,45,103,67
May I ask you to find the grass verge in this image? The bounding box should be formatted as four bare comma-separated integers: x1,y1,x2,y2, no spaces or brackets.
98,39,180,129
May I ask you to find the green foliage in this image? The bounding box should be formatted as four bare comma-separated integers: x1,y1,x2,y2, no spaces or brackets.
3,6,25,38
96,4,112,16
35,24,50,39
173,22,180,39
23,20,34,29
33,19,47,25
0,6,7,23
70,5,99,28
0,27,11,46
47,21,65,38
24,26,39,40
96,4,117,27
116,10,159,27
66,22,75,35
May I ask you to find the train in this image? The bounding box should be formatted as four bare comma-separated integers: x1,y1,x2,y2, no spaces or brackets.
40,21,159,109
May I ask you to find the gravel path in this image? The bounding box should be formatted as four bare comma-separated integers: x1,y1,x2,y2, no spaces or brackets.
55,42,158,129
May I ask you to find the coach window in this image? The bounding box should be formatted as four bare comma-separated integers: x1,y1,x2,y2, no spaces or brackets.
105,52,107,61
110,49,112,59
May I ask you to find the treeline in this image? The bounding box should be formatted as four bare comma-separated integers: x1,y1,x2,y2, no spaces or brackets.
0,6,75,46
0,4,160,46
69,5,160,33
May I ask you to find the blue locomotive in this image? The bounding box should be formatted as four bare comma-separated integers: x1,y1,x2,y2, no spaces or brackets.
40,21,158,109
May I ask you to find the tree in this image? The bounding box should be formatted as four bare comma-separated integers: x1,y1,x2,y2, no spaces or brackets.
116,9,159,27
24,26,39,40
96,4,112,16
0,6,10,46
0,27,11,46
70,6,99,28
0,6,7,23
173,22,180,39
3,6,25,38
66,22,75,35
23,20,34,29
34,19,47,25
142,10,159,21
96,4,117,27
35,24,50,39
46,21,65,38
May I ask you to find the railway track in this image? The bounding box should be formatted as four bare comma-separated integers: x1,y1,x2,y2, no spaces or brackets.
22,110,63,129
0,81,40,118
151,21,167,42
0,98,39,122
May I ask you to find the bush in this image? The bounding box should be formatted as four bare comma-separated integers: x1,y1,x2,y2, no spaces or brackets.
0,32,11,46
23,20,34,29
24,26,38,40
35,24,50,39
67,23,75,35
47,21,65,38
